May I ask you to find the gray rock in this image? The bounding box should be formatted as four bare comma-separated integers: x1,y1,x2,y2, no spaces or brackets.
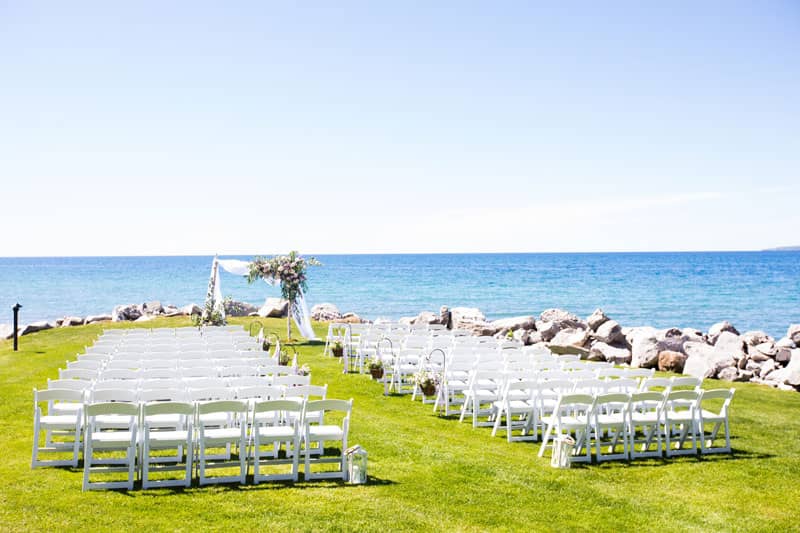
490,316,536,332
717,367,738,382
539,308,587,330
223,299,258,317
657,327,684,340
162,306,182,317
135,314,155,322
19,321,54,336
534,321,560,342
759,359,777,377
112,304,142,322
142,301,163,315
714,331,746,360
310,303,341,322
594,319,624,344
550,327,589,349
527,330,544,345
751,341,777,359
60,316,83,327
658,350,688,373
586,308,610,331
708,321,739,344
736,370,754,382
767,349,800,387
742,330,772,346
631,333,661,369
788,324,800,346
340,312,367,324
683,341,736,379
83,315,111,324
548,344,590,358
512,328,532,345
775,347,792,364
776,337,796,349
180,303,202,316
681,328,707,343
590,341,632,365
624,326,658,348
410,311,440,325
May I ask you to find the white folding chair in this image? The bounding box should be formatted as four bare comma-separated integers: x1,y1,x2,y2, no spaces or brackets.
591,393,630,462
82,402,139,490
31,388,84,468
663,390,700,457
538,393,593,463
491,379,536,442
459,370,505,428
303,399,353,481
141,401,195,488
628,391,665,459
698,388,735,455
251,399,303,483
196,400,249,485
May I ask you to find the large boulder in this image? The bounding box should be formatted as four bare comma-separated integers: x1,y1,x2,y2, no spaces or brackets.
788,325,800,346
162,305,182,317
765,349,800,388
594,319,624,344
142,301,163,315
776,337,796,349
590,341,632,364
714,331,746,361
539,309,587,330
340,312,367,324
681,327,707,343
489,316,536,332
683,340,737,379
85,314,113,324
775,347,792,364
223,299,258,317
534,321,560,342
658,350,688,373
586,308,610,331
19,321,54,336
549,327,589,349
630,332,661,369
451,307,487,328
258,298,288,318
310,303,341,322
708,321,739,344
60,316,83,327
717,367,739,382
742,330,772,347
112,304,142,322
180,303,202,316
624,326,658,348
411,311,444,325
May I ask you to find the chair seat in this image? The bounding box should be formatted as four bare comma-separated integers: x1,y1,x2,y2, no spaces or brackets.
203,427,243,441
147,430,191,445
89,431,135,446
39,415,80,429
257,426,296,439
307,425,344,440
630,412,660,424
700,410,725,422
666,412,694,423
595,414,626,426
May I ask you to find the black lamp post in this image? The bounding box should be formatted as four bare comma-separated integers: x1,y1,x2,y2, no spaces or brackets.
12,303,21,351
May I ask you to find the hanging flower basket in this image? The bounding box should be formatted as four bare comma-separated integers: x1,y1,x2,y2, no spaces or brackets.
332,341,344,358
370,368,384,380
420,383,437,397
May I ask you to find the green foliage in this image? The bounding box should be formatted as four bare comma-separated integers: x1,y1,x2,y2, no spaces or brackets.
193,299,224,327
247,251,321,304
2,317,800,531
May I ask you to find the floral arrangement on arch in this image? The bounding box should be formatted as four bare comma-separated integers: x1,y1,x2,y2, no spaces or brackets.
247,251,320,340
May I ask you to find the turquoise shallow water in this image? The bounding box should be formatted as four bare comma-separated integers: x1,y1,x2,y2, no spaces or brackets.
0,252,798,338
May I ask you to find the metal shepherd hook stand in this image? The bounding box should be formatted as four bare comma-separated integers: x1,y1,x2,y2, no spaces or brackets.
12,303,21,351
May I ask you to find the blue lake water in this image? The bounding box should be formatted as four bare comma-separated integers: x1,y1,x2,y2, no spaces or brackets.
0,252,798,338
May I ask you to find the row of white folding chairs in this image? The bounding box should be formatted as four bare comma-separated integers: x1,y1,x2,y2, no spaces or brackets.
32,392,352,489
533,387,735,463
49,375,312,394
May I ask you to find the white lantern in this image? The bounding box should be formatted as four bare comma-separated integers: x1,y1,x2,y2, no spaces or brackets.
345,445,368,484
551,435,576,469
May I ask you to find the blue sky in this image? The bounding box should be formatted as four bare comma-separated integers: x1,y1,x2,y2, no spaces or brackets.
1,1,798,255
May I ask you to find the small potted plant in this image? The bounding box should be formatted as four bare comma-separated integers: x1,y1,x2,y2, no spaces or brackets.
297,364,311,376
368,357,384,379
262,338,271,352
278,350,291,366
331,340,344,358
413,370,440,397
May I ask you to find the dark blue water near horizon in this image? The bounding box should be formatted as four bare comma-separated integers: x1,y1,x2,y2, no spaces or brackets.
0,252,798,338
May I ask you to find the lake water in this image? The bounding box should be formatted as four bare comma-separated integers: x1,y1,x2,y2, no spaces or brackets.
0,252,798,338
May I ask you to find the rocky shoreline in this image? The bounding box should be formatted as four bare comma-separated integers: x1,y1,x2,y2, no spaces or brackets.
4,298,798,393
309,303,800,393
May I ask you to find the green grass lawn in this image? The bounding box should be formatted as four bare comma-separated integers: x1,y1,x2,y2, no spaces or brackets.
1,317,799,531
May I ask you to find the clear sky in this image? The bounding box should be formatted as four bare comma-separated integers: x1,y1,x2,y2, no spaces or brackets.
1,1,798,256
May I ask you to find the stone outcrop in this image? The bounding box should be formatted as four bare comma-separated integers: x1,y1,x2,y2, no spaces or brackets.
84,314,112,324
310,303,341,322
630,331,661,369
586,308,610,331
113,304,142,322
787,324,800,346
489,316,536,334
223,299,258,317
594,319,624,344
180,303,202,316
658,350,688,373
708,321,739,344
589,341,632,364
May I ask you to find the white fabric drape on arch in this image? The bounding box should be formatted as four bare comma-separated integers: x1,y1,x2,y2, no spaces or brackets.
215,258,318,340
